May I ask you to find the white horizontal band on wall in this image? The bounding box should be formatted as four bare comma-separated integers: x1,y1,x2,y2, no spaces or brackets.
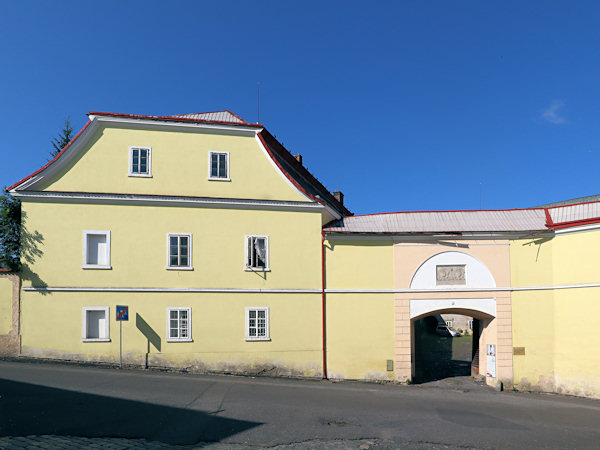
22,286,322,294
22,281,600,293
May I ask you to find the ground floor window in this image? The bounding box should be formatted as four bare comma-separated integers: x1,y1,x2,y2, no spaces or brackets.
82,307,110,342
167,307,192,342
246,307,270,341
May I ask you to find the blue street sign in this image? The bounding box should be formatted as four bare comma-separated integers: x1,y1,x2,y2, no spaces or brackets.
116,305,129,321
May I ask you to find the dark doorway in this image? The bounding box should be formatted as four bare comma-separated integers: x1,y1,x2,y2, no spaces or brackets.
413,314,475,383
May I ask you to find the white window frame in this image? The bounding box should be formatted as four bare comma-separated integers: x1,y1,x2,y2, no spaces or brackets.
445,320,453,328
82,230,111,269
208,151,230,181
166,233,193,270
245,235,270,271
245,306,270,341
128,146,152,177
167,307,192,342
82,306,110,342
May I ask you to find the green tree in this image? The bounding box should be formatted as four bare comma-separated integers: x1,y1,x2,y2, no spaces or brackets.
50,118,74,158
0,190,21,271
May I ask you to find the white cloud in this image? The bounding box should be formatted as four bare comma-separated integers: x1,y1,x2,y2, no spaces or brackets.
541,100,566,124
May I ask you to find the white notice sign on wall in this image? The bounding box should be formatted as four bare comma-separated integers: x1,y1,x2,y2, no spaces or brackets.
486,344,496,378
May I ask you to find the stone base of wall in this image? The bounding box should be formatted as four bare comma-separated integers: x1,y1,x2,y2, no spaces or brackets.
0,272,20,356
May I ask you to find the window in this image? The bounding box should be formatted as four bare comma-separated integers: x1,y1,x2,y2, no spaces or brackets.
82,307,110,342
445,320,453,328
208,151,230,180
246,307,269,341
468,320,474,330
167,233,192,270
167,307,192,342
82,231,111,269
245,235,269,271
129,146,152,177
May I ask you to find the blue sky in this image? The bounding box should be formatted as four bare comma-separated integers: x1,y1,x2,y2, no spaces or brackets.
1,1,599,214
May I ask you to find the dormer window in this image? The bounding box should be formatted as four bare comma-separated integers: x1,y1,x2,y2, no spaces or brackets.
129,146,152,177
208,151,230,181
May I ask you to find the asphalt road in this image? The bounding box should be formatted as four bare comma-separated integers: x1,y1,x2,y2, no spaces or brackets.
1,360,599,449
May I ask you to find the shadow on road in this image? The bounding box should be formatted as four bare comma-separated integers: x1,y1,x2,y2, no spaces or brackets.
0,379,260,445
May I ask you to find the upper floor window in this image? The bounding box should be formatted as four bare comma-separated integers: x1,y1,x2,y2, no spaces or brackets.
245,235,269,271
129,146,152,177
167,233,192,270
208,151,230,181
82,230,111,269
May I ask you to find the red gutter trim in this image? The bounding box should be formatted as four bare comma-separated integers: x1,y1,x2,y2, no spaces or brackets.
349,206,547,218
7,120,92,192
547,217,600,230
545,198,600,210
544,209,554,228
256,132,322,205
321,230,328,380
89,111,263,128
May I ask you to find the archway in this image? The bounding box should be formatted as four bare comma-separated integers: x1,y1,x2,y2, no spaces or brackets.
408,251,498,383
411,307,494,383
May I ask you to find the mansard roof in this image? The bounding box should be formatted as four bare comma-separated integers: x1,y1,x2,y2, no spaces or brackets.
8,110,350,218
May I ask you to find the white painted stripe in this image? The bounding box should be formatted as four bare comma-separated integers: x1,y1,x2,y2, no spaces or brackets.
11,191,323,212
21,281,600,294
22,286,322,294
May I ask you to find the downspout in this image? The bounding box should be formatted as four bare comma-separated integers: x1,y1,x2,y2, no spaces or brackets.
321,230,328,379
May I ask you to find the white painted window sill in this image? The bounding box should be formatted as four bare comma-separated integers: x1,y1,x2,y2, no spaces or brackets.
82,338,111,342
167,338,193,343
245,337,271,342
166,266,194,271
128,173,152,178
207,177,231,182
82,265,112,270
245,268,271,272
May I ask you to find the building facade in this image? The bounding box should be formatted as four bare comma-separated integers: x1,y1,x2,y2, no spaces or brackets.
6,110,600,398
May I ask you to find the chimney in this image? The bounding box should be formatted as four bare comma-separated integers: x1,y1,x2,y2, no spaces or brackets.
293,154,303,165
333,190,344,206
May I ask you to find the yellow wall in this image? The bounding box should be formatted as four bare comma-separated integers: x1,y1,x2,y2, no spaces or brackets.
511,229,600,398
20,291,323,377
0,277,12,335
39,126,308,202
323,238,395,380
22,202,322,290
325,293,395,380
324,239,394,289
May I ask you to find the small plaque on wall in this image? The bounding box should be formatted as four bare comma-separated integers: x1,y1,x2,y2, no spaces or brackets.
436,265,466,285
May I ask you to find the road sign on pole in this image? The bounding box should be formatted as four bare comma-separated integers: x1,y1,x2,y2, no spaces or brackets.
116,306,129,369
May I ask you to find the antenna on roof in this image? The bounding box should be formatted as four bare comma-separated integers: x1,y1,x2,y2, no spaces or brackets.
480,182,483,209
257,82,261,124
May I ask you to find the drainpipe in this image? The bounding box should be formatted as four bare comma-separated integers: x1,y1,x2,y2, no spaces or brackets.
321,230,328,380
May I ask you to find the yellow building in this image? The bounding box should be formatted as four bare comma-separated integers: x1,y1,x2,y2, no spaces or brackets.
8,111,348,378
6,110,600,398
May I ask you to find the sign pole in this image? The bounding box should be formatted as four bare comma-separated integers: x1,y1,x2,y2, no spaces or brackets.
120,320,123,369
116,305,128,370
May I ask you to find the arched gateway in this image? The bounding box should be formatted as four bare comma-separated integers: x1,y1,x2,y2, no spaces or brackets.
394,246,513,387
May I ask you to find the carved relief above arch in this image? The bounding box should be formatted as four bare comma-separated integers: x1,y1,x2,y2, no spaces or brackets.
409,251,496,290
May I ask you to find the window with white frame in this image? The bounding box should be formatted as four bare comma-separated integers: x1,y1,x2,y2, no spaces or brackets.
245,235,269,270
167,233,192,269
208,151,229,180
82,307,110,342
468,320,474,330
129,146,152,177
246,307,269,341
445,320,453,328
82,230,111,269
167,307,192,342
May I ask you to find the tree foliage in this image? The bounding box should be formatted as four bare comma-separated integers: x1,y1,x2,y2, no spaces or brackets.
0,190,21,271
50,118,74,158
